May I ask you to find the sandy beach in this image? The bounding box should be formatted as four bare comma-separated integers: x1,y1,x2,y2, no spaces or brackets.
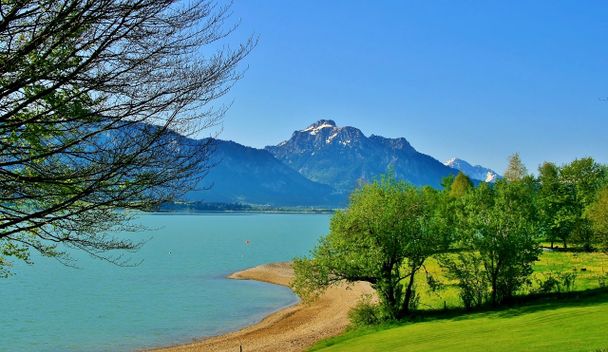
151,262,373,352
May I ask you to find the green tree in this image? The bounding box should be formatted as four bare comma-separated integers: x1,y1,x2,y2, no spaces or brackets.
560,158,605,251
586,186,608,250
449,172,474,198
0,1,253,274
292,175,448,320
457,179,540,306
503,153,528,182
537,162,574,248
439,251,488,310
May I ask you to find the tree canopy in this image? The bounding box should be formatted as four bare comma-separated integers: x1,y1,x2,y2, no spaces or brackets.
503,153,528,182
463,178,540,305
586,186,608,249
449,171,473,198
294,153,606,320
292,175,448,319
0,0,253,273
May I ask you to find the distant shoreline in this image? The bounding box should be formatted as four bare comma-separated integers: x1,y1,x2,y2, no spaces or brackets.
150,262,372,352
154,201,339,214
155,209,336,215
157,201,340,214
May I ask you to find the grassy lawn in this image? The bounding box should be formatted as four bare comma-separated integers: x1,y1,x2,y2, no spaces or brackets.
309,290,608,352
309,251,608,352
533,251,608,290
414,251,608,311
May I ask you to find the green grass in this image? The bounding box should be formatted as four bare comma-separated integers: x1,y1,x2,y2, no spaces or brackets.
309,251,608,352
532,251,608,290
413,251,608,311
310,290,608,352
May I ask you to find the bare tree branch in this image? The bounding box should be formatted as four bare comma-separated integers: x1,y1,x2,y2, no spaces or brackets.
0,0,254,273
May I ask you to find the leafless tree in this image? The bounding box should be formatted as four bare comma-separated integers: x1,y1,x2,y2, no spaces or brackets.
0,0,254,274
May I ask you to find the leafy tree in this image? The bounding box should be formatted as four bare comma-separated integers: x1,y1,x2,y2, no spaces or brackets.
503,153,528,182
586,186,608,250
441,174,455,190
537,162,573,248
561,158,605,206
439,251,488,310
292,175,448,320
456,179,540,306
0,1,253,274
560,158,605,251
449,172,473,198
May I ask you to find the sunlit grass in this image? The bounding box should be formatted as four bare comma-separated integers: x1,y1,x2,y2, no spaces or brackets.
309,251,608,352
412,251,608,311
309,290,608,352
532,251,608,290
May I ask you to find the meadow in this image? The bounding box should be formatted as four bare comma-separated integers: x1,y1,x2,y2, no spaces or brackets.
309,250,608,352
412,250,608,310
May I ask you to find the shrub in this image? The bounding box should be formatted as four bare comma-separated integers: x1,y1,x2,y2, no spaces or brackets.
534,271,578,294
598,273,608,288
535,274,561,294
558,271,577,292
348,294,383,327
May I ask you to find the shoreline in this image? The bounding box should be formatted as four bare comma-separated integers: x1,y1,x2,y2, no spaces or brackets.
149,262,372,352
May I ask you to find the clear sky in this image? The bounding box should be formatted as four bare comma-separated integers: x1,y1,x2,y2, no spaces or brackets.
209,0,608,173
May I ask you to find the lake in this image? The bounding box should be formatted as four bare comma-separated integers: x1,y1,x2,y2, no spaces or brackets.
0,213,330,352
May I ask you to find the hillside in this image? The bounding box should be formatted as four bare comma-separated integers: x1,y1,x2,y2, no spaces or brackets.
185,139,345,207
175,121,501,207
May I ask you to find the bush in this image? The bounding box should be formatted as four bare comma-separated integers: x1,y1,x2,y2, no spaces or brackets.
535,274,561,294
534,271,578,294
558,271,577,292
348,294,383,327
598,273,608,288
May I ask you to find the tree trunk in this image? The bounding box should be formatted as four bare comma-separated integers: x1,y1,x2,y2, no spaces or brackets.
490,274,498,306
383,283,399,320
399,268,417,318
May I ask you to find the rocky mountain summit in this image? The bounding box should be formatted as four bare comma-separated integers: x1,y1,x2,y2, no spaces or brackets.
265,120,458,192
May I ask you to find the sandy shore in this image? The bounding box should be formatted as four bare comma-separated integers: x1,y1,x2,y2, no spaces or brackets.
150,262,373,352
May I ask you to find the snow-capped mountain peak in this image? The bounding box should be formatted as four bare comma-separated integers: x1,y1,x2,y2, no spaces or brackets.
326,130,340,144
302,119,337,135
484,171,499,183
445,157,458,166
265,119,457,192
444,157,501,183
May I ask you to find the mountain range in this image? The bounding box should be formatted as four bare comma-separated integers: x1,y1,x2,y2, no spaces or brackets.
185,139,342,206
266,120,458,192
183,120,499,207
444,158,501,183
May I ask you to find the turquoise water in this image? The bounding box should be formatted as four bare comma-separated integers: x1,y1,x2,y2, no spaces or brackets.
0,213,330,352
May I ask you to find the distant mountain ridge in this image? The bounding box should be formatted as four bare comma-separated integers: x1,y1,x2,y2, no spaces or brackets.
177,120,498,207
444,157,501,183
265,120,458,192
185,139,344,207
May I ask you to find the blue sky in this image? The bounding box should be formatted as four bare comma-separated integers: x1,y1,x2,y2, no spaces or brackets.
208,0,607,173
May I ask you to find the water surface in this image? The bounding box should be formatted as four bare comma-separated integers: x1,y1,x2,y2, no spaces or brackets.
0,213,330,351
